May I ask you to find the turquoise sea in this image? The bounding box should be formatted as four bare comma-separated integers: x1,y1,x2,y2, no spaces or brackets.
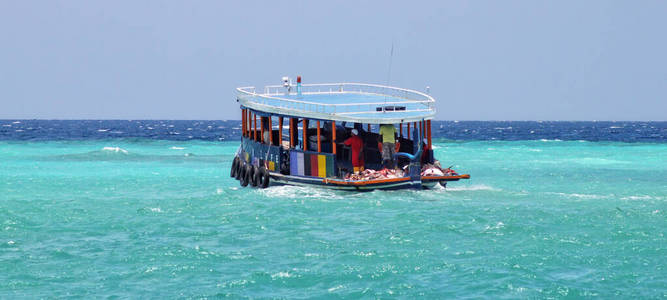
1,121,666,298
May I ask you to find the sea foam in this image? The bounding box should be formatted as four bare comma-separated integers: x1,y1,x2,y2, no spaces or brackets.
101,147,129,154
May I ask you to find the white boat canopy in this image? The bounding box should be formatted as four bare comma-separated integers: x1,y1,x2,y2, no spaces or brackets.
237,82,435,124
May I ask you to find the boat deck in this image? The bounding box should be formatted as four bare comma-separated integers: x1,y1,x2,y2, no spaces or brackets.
237,83,436,124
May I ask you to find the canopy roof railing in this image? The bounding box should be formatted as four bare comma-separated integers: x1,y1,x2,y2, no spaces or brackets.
236,83,436,124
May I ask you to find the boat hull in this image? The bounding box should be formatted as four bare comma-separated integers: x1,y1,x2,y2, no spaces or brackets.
420,174,470,189
264,173,471,190
269,173,422,191
232,140,470,191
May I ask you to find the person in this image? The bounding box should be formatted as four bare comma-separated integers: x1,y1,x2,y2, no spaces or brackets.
379,123,397,168
261,117,271,144
263,130,271,144
421,138,430,165
343,129,364,174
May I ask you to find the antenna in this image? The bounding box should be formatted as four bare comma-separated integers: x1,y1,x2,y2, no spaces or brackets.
384,41,394,110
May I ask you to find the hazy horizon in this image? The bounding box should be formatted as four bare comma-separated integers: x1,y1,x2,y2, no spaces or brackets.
1,1,666,120
2,119,665,122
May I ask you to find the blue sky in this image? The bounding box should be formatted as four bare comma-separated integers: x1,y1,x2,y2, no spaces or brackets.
1,1,665,120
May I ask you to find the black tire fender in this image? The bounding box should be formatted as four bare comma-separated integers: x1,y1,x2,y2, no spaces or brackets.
241,164,252,187
255,166,265,187
239,163,248,186
259,167,270,189
249,165,258,187
235,160,243,180
231,157,239,178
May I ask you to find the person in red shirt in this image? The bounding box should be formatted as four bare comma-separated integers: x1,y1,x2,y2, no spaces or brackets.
421,138,431,165
343,129,365,174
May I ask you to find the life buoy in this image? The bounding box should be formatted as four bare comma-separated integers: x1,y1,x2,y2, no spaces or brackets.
258,166,270,188
239,163,249,187
249,165,258,187
230,157,239,178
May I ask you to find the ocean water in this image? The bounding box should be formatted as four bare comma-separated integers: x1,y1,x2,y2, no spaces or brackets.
1,121,666,298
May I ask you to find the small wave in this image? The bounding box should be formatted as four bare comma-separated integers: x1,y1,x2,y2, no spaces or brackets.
484,221,505,231
97,129,109,132
353,250,376,257
446,184,500,192
228,252,252,260
258,185,344,200
328,285,344,293
12,121,20,124
101,147,129,154
170,147,185,150
570,157,629,165
620,195,654,201
271,271,292,279
549,192,611,199
47,147,146,162
539,139,563,142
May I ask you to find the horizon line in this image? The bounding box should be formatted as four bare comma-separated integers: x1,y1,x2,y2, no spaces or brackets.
1,119,665,122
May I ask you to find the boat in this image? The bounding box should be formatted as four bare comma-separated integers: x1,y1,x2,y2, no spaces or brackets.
230,77,470,190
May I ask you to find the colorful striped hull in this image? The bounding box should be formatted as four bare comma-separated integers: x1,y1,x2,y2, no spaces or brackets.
290,151,334,178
